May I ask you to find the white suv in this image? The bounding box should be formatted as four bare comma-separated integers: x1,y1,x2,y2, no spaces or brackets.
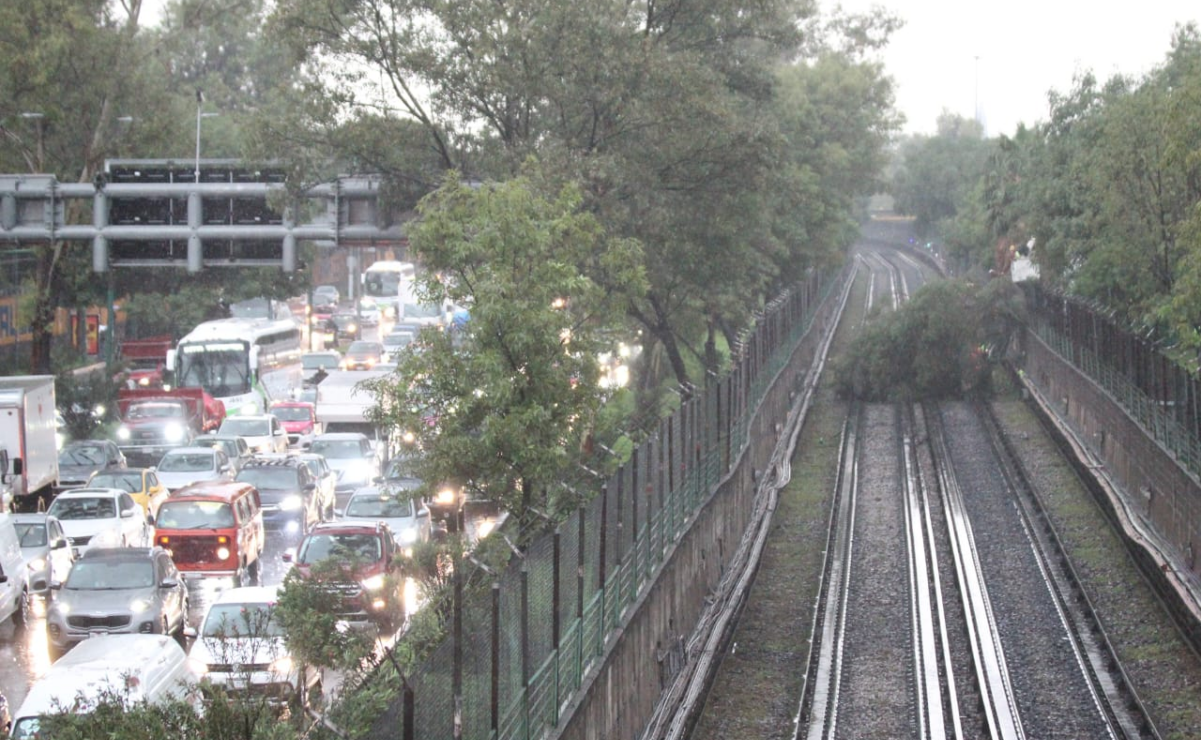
45,487,152,557
186,585,321,708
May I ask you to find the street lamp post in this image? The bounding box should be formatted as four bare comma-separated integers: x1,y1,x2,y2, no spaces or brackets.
194,90,218,183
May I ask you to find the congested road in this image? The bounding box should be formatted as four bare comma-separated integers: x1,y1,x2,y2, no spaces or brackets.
0,303,462,715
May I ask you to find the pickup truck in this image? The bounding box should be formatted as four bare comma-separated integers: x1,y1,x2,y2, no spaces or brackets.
115,388,226,467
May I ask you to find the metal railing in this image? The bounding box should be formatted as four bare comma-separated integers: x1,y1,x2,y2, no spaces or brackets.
369,266,847,740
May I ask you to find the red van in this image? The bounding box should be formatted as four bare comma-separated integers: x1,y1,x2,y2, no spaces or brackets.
153,481,265,586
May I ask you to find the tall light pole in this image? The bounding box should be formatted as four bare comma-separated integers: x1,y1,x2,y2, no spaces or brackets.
194,90,217,183
18,112,44,172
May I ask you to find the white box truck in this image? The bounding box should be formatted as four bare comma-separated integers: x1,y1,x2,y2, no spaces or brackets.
0,375,59,509
314,369,389,438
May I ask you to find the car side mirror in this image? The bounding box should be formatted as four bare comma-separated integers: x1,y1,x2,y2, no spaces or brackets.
121,508,136,518
50,580,62,590
159,578,179,589
304,483,316,492
334,509,344,519
52,539,68,550
184,625,197,639
417,508,430,518
281,551,294,563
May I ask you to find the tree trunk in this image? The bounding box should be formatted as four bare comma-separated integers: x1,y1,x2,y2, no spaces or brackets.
29,245,56,374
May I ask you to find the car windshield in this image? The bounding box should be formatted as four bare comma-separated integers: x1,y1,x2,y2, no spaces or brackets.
301,459,325,477
221,418,270,436
346,493,413,519
90,472,142,492
297,533,381,564
202,602,284,638
302,354,338,370
309,439,364,459
236,467,300,490
271,406,311,422
156,500,235,529
58,445,105,466
347,341,379,355
67,559,155,590
159,452,216,473
15,522,47,547
126,402,186,419
47,496,115,520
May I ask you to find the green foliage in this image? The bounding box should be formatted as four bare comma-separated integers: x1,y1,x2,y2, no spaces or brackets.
274,560,378,673
834,278,1026,401
32,681,300,740
55,367,120,440
364,170,646,531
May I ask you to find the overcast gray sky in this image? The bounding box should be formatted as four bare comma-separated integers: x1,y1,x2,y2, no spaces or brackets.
827,1,1201,136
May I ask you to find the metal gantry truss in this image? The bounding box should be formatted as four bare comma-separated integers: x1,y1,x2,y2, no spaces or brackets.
0,159,406,272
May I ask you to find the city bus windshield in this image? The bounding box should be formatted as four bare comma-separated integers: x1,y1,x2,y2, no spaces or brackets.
364,271,401,298
177,341,251,397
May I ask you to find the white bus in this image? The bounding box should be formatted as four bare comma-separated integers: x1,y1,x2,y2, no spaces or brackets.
362,260,417,319
166,318,303,416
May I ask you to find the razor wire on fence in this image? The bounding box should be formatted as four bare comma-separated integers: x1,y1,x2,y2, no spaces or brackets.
370,266,844,740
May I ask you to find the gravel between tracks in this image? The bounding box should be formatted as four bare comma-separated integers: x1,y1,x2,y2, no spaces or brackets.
991,398,1201,740
837,404,913,739
938,401,1115,739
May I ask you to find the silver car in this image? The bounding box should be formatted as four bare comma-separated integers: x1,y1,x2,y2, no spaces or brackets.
340,483,431,555
44,547,188,662
155,446,235,492
13,513,74,597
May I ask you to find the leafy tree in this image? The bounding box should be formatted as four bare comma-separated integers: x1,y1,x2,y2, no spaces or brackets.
834,277,1025,401
364,170,645,530
0,0,183,372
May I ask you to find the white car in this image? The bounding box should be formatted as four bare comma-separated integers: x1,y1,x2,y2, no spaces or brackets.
45,488,152,557
155,446,235,492
13,513,74,597
339,483,431,555
295,452,337,521
308,433,381,504
186,585,321,708
217,414,289,455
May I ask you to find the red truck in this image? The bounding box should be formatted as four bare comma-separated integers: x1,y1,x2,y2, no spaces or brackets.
118,335,174,389
115,388,226,466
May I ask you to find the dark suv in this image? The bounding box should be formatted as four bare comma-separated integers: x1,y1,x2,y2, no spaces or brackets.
234,457,325,535
282,521,403,627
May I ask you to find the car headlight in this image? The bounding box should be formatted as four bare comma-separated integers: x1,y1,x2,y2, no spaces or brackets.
130,598,151,614
163,423,186,443
28,557,46,572
117,426,131,441
361,574,385,592
347,323,357,333
401,431,416,445
280,495,303,511
52,601,70,616
187,656,209,676
347,460,373,481
398,526,418,545
434,487,458,506
268,655,294,675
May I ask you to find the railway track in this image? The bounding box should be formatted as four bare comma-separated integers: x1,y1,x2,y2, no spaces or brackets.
794,247,1159,740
